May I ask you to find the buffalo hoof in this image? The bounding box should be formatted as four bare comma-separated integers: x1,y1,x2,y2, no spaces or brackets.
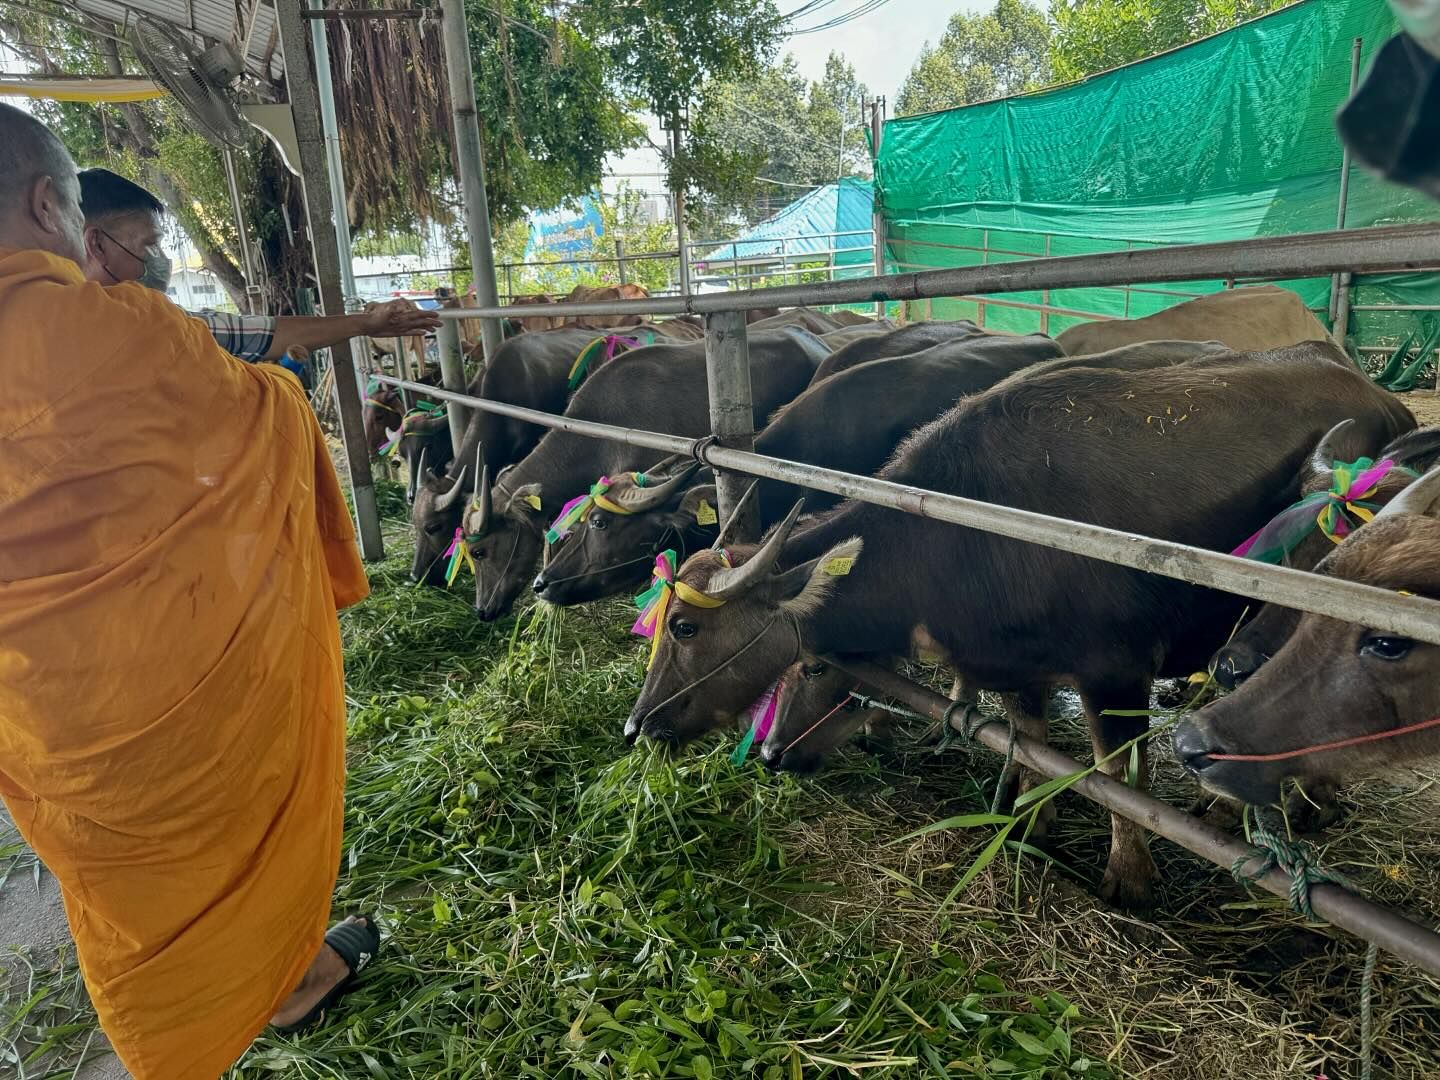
1099,850,1158,911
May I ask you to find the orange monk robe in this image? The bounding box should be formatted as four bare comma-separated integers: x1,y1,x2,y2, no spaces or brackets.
0,249,369,1079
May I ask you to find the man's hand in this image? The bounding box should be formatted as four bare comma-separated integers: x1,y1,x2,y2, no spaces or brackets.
362,299,442,338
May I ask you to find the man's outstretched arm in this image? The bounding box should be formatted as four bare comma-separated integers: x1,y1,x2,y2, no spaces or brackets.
263,299,442,362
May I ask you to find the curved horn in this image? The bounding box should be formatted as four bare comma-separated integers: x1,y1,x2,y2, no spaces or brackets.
434,465,470,513
711,481,759,551
385,426,400,443
1309,419,1355,479
607,461,703,512
705,499,805,601
470,440,493,531
408,446,428,504
1377,463,1440,521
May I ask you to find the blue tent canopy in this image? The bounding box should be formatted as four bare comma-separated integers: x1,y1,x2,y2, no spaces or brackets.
701,178,873,266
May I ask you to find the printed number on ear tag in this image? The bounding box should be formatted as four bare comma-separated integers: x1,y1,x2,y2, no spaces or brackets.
525,494,542,511
695,499,718,526
823,556,855,577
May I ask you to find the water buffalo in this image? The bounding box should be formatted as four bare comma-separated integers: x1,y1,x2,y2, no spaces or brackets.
624,342,1413,908
1173,465,1440,807
1055,285,1336,356
810,321,1021,382
1211,424,1440,689
410,327,608,585
454,328,832,619
531,333,1069,606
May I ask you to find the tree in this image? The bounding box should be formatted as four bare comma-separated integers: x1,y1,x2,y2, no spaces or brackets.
1049,0,1291,82
690,51,872,226
896,0,1052,116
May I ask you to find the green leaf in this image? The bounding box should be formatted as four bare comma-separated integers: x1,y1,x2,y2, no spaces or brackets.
692,1054,715,1080
431,896,452,925
940,820,1016,909
1010,1028,1054,1058
897,813,1014,843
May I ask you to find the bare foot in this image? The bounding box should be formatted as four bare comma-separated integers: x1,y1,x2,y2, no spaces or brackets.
270,916,368,1029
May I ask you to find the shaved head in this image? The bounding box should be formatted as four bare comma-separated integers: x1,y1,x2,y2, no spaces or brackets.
0,102,86,265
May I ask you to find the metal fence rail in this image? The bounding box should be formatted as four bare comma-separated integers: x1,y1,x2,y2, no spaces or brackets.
359,219,1440,976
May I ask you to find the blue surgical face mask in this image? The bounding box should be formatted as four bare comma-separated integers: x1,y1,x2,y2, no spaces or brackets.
138,250,173,292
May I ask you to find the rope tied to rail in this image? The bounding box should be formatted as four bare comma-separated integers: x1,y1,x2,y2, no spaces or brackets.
1231,457,1418,563
1230,821,1354,919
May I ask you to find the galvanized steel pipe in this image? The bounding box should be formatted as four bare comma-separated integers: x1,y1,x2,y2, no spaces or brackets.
703,311,760,540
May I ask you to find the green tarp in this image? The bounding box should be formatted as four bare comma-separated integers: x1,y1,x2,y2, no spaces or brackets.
873,0,1440,350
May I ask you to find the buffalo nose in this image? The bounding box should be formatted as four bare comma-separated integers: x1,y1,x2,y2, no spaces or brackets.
532,574,549,596
758,741,783,772
623,713,642,745
1172,719,1222,773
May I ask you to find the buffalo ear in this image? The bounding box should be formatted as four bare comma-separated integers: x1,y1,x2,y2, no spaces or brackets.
506,483,548,526
769,538,863,618
673,484,719,527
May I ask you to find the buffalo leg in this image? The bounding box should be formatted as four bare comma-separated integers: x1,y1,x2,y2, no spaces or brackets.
995,686,1054,837
1080,679,1159,909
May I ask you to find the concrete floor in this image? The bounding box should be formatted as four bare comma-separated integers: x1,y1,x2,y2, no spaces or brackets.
1,805,130,1079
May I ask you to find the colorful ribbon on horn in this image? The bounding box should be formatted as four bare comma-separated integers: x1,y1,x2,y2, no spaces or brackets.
443,527,477,588
1231,457,1418,564
545,474,648,545
730,677,782,766
631,549,727,668
566,332,652,390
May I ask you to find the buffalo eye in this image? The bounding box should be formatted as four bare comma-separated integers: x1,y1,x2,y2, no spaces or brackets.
670,618,698,641
802,662,828,679
1361,635,1414,661
588,512,608,531
424,522,445,536
469,545,486,561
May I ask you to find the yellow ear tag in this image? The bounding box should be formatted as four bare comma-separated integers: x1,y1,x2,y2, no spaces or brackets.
1398,589,1415,597
695,499,718,526
823,556,855,577
525,494,542,511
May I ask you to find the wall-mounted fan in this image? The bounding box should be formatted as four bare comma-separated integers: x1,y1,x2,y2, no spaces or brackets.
128,15,251,148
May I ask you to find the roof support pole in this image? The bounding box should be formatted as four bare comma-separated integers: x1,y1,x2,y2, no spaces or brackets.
274,0,384,560
703,310,759,542
438,0,504,364
1329,36,1364,347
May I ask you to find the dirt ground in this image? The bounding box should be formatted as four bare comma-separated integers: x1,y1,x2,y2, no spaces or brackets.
1402,388,1440,426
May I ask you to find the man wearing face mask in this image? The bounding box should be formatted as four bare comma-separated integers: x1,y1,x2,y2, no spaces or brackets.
1,104,382,1079
78,167,440,362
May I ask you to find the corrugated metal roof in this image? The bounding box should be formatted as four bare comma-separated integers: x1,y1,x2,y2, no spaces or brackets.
701,178,874,266
67,0,282,81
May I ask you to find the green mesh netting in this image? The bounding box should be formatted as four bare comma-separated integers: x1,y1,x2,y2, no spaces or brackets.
873,0,1440,357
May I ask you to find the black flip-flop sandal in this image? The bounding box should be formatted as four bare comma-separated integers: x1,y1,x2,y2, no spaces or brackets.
273,914,381,1035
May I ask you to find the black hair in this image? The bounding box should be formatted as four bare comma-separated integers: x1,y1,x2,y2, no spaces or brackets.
78,167,165,223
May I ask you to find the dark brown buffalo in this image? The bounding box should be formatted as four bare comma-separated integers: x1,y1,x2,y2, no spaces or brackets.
1174,466,1440,807
450,329,831,619
809,321,1012,383
1211,424,1440,689
530,332,1068,606
625,342,1413,908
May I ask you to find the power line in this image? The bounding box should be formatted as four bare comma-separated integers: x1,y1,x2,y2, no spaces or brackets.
786,0,894,35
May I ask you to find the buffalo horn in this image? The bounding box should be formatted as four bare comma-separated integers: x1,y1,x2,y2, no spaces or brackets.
471,440,492,529
706,499,805,600
710,481,759,551
608,461,703,511
434,465,470,513
1377,462,1440,520
408,446,428,504
1309,418,1355,480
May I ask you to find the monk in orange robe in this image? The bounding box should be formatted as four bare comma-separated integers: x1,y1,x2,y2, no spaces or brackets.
0,105,373,1078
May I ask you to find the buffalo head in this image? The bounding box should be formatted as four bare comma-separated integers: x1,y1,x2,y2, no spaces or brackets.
1211,420,1431,688
757,658,883,773
533,464,712,606
1176,465,1440,805
459,446,548,621
624,502,862,746
410,449,472,586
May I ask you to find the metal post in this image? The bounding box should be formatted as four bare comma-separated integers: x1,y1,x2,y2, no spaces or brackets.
504,264,514,302
274,0,383,560
439,0,505,363
436,315,468,451
615,238,628,286
221,148,262,314
703,310,758,541
671,119,693,296
1330,36,1364,341
870,96,887,317
306,0,359,307
1040,233,1051,334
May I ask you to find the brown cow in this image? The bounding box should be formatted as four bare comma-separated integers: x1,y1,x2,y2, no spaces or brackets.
1056,285,1337,356
1174,466,1440,807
